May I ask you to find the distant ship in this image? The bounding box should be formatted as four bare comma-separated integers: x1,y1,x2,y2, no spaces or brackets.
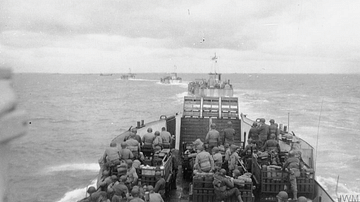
160,72,182,84
120,68,136,80
188,53,233,97
100,73,113,76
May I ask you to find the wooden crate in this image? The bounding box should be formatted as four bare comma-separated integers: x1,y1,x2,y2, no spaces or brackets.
260,168,315,197
192,174,253,202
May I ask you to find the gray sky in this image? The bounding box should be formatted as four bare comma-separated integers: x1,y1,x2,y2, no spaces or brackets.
1,0,359,74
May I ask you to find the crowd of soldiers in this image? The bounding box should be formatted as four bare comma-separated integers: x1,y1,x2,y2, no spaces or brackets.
80,118,309,202
247,118,309,200
79,127,175,202
186,121,245,202
189,119,309,201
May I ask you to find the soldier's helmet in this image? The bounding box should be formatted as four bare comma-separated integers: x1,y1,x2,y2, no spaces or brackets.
276,191,288,201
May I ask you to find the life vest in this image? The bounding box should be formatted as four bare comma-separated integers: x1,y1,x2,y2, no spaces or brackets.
198,153,211,172
269,124,278,134
105,148,120,162
207,130,219,144
286,157,301,177
117,163,128,176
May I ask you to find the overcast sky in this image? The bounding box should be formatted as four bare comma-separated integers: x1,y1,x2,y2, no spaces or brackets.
1,0,359,74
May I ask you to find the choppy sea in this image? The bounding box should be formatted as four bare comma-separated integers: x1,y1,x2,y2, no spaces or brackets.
8,73,360,202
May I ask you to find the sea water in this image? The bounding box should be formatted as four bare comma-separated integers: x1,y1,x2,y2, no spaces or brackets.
7,73,360,202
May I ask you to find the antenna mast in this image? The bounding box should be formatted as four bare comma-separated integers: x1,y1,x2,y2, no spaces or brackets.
288,112,290,133
335,175,340,198
211,53,218,73
315,99,323,172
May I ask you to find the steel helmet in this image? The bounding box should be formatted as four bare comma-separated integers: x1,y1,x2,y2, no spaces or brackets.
212,147,219,153
288,150,296,157
219,169,227,175
233,169,241,177
147,185,154,192
103,170,110,176
196,144,204,151
119,175,127,182
298,196,307,202
131,186,140,197
107,187,114,193
87,186,96,194
276,191,288,200
121,142,127,147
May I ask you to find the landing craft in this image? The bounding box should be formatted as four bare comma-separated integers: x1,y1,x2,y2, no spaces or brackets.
120,68,136,80
80,56,335,202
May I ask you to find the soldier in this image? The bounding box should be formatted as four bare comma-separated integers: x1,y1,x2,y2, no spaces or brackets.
160,127,172,148
194,144,214,173
147,185,164,202
283,150,304,200
142,128,155,146
242,139,257,170
125,128,142,147
125,135,140,159
223,143,231,171
88,188,108,202
212,146,223,170
223,121,236,145
119,142,134,161
269,119,280,139
98,170,112,191
257,118,269,147
103,142,121,169
129,187,144,202
205,123,220,152
152,131,163,149
126,160,138,188
228,145,240,173
248,122,259,140
262,133,280,153
213,169,243,202
77,186,97,202
154,171,166,199
112,175,129,199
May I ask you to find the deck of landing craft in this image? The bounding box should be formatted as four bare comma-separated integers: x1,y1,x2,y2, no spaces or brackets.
168,165,191,202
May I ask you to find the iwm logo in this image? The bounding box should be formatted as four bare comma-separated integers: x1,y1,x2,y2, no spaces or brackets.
338,195,360,202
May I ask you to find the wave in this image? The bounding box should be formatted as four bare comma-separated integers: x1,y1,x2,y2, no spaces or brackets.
117,78,158,82
317,175,360,199
176,92,189,99
155,81,188,87
44,163,100,173
56,179,97,202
